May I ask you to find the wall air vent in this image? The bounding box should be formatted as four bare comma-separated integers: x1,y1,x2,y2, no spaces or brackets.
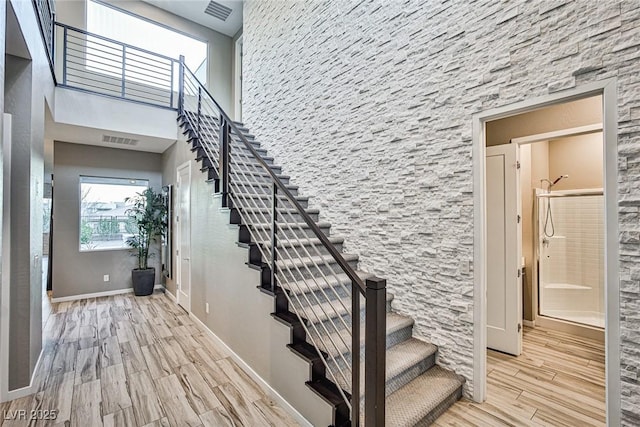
204,1,232,21
102,135,139,146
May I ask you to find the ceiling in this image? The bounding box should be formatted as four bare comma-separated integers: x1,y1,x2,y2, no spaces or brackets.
141,0,243,37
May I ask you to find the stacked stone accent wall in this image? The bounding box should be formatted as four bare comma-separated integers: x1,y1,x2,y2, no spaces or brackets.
243,0,640,422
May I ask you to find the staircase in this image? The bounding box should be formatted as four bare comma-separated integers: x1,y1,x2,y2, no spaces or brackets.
177,65,464,426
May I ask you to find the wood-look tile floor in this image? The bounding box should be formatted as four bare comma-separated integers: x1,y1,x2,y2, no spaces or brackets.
0,291,300,427
435,326,605,426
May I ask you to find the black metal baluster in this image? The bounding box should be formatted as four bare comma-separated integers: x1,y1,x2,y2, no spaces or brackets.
352,284,361,426
219,116,230,207
62,26,68,85
121,46,126,98
365,277,386,427
178,55,185,114
270,183,278,294
197,86,202,141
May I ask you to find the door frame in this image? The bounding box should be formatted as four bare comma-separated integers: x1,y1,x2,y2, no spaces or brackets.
471,78,620,426
513,123,603,331
176,160,192,313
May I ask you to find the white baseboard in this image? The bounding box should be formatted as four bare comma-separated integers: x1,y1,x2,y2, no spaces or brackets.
164,289,177,302
51,285,165,303
1,347,43,402
523,319,535,328
188,312,312,427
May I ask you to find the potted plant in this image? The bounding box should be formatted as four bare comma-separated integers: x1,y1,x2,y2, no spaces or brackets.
125,188,167,296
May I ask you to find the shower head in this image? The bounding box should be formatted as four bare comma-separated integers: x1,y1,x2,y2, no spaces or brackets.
552,174,569,186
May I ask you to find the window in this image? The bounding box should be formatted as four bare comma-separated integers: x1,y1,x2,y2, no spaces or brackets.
87,0,208,84
80,176,149,251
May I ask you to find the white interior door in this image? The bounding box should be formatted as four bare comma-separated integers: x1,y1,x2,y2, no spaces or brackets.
176,162,191,312
486,144,522,356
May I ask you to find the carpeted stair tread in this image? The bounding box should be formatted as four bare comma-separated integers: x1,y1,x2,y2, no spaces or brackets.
385,365,464,426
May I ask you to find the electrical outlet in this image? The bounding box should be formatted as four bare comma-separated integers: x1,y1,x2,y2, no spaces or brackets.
103,274,110,282
205,303,210,314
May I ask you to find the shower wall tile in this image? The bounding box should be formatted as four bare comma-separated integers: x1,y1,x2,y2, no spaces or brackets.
541,195,604,315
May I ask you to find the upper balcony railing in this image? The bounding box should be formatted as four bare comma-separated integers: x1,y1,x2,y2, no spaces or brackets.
55,23,179,109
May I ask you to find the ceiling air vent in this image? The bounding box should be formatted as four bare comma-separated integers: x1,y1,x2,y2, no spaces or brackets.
205,1,232,21
102,135,139,146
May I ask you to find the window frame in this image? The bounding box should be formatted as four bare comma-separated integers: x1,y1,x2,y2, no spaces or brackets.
79,175,150,253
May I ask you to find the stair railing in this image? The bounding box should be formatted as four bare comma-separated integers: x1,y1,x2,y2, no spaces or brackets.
178,57,386,426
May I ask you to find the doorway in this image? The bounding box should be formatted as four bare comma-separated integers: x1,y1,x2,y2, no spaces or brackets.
472,79,620,425
176,161,191,312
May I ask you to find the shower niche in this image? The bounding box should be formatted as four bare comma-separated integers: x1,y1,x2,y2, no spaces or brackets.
536,189,604,328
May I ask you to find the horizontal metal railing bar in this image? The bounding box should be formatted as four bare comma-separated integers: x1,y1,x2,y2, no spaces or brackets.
65,74,122,91
65,35,123,54
123,81,171,97
126,47,174,65
123,67,172,85
64,47,123,66
65,42,123,62
123,55,173,73
123,92,170,105
65,65,122,83
66,81,121,95
67,52,122,75
57,85,178,111
56,22,179,63
124,91,171,104
122,59,172,78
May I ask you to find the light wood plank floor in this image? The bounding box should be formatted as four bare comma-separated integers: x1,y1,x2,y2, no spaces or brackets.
435,326,606,426
0,291,300,427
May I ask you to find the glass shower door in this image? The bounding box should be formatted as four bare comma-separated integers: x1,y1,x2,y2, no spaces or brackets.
538,191,604,328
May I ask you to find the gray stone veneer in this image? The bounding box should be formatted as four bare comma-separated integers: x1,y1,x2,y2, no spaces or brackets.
242,0,640,422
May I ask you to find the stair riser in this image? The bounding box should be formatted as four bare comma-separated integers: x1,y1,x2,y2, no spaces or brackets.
385,352,436,398
238,211,320,225
329,351,439,407
247,240,342,262
419,386,463,426
229,184,299,197
276,258,357,282
266,225,331,240
288,291,392,323
321,320,414,371
230,195,309,209
275,242,343,261
229,173,293,188
181,118,251,136
295,300,393,348
287,286,350,311
231,143,268,156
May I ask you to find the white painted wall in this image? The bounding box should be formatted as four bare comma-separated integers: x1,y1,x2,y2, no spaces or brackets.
52,87,178,152
162,138,333,426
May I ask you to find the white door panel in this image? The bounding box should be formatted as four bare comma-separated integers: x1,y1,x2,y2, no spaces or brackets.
486,144,522,356
176,162,191,312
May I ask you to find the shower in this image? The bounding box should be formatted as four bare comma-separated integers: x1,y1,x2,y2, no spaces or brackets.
536,187,605,329
541,175,569,238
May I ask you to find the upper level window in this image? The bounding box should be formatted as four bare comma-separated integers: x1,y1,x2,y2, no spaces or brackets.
80,176,149,252
87,0,208,83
